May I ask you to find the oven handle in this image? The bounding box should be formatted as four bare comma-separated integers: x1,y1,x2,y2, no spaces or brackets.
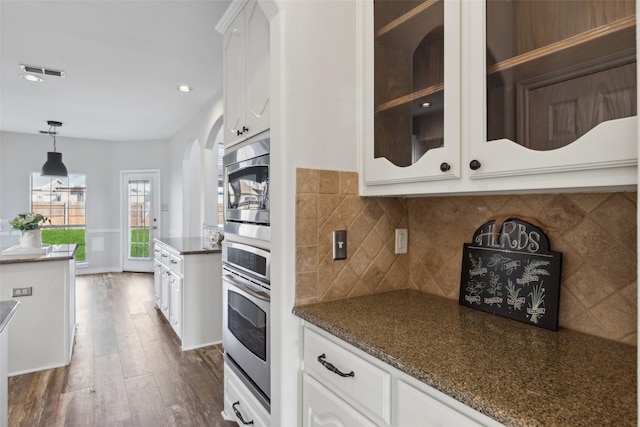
223,273,270,302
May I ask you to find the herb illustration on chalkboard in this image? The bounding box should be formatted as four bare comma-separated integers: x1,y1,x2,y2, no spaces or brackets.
520,259,550,285
468,253,487,277
465,279,485,305
486,272,503,307
459,218,562,331
488,254,519,275
505,280,524,311
528,283,546,324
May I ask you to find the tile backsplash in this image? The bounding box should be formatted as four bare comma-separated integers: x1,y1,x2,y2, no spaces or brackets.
295,168,637,345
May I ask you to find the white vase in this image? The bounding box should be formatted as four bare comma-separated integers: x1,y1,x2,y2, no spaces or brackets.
20,229,42,248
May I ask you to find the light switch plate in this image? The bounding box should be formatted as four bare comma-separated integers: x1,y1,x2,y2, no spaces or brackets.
333,230,347,260
395,229,408,254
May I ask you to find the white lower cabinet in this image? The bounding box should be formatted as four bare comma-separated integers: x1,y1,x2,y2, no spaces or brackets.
152,240,222,350
224,361,270,427
160,265,171,320
303,373,377,427
303,328,391,424
153,259,162,308
302,324,504,427
169,273,182,337
396,380,480,427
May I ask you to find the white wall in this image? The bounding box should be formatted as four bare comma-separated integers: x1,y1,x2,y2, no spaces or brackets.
167,95,224,237
268,1,358,425
0,131,171,273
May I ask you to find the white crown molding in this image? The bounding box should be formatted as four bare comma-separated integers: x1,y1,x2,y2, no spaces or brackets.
215,0,249,34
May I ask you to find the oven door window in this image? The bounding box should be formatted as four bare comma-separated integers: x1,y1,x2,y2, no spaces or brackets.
228,289,267,361
227,165,269,212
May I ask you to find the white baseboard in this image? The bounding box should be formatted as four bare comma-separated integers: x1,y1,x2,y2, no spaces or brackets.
76,267,122,275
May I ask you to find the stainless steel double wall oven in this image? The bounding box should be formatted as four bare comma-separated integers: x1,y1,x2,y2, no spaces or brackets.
222,136,271,411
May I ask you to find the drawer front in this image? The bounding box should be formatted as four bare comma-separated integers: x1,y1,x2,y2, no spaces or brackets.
169,253,183,275
224,362,269,427
153,244,162,260
304,327,391,423
160,248,171,264
397,380,484,427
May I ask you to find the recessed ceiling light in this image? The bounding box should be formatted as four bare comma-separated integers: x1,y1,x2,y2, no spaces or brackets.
421,102,431,108
22,74,44,82
177,84,192,93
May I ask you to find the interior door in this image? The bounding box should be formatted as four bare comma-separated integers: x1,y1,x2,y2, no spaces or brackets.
122,171,159,272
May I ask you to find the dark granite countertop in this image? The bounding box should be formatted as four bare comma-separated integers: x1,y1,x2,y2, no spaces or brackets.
293,290,637,427
0,300,20,334
154,237,221,255
0,244,78,265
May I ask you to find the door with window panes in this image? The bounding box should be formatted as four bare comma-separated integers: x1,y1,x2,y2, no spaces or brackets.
122,171,159,272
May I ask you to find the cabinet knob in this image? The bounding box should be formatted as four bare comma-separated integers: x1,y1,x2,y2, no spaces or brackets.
236,130,242,136
469,160,482,170
242,126,249,133
440,162,451,172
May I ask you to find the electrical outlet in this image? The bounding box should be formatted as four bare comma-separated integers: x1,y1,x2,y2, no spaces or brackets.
395,229,408,254
12,287,33,297
333,230,347,260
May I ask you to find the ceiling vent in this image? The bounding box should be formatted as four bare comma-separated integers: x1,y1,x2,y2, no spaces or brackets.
20,64,65,78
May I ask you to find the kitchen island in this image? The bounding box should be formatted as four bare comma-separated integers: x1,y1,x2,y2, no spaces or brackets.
294,290,636,426
0,300,19,427
0,244,77,375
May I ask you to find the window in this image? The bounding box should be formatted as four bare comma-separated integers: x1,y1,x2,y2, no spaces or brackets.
31,173,86,262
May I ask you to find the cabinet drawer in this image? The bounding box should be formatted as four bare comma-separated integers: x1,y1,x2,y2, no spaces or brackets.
153,244,162,260
303,328,391,423
168,253,183,275
224,362,269,427
160,248,171,264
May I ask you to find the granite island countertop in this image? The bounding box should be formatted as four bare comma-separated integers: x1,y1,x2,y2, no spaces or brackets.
154,237,221,255
0,244,78,265
293,290,637,427
0,300,20,334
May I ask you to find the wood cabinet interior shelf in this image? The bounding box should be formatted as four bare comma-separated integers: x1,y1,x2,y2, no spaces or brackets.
487,0,637,151
374,0,445,167
487,15,636,76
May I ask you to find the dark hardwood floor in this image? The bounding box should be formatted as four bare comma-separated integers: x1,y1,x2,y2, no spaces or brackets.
8,272,238,427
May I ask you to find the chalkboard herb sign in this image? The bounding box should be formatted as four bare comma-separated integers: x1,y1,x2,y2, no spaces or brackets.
459,218,562,331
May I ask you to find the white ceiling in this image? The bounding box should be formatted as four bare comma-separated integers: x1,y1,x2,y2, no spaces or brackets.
0,0,231,142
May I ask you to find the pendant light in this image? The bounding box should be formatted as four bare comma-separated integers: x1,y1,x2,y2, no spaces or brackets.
41,120,68,177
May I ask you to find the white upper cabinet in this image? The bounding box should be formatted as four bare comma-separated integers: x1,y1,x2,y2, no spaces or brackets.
361,0,461,186
358,0,637,196
466,0,637,180
218,0,270,147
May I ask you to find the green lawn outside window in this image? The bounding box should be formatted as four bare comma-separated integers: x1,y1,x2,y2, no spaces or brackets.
42,229,86,262
130,229,150,258
39,229,150,262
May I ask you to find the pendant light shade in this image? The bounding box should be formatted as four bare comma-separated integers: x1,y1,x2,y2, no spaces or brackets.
41,120,68,177
41,151,68,176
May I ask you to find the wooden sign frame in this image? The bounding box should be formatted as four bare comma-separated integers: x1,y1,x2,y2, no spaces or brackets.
459,218,562,331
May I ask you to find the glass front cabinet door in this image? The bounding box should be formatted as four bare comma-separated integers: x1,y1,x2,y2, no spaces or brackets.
467,0,637,181
361,0,461,187
360,0,637,195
